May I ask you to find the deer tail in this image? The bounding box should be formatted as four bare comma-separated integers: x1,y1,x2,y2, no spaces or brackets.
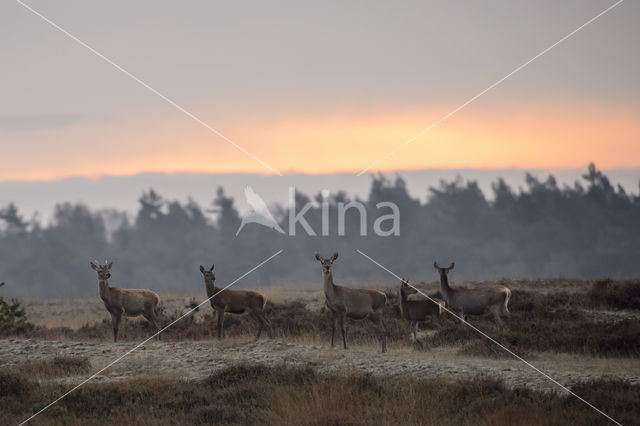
502,288,511,315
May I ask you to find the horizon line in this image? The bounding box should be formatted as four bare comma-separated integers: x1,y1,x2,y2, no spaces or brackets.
2,164,639,184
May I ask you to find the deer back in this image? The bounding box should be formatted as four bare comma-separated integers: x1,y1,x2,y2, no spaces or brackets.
208,286,266,313
107,287,160,315
451,286,508,314
334,286,386,313
401,298,442,320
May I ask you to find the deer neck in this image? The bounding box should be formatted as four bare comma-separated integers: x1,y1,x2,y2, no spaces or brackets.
98,280,111,301
439,273,454,300
323,271,337,299
400,288,408,304
205,278,218,297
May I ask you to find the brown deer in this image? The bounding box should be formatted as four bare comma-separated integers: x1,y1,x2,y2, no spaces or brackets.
90,260,162,342
399,278,445,340
434,262,511,327
315,252,388,353
199,264,273,339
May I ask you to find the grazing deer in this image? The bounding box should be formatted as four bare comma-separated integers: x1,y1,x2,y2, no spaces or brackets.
399,278,445,340
199,264,273,340
315,252,388,353
434,262,511,327
90,260,162,342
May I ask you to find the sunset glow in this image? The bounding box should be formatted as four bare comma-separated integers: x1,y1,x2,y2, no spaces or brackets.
2,103,639,181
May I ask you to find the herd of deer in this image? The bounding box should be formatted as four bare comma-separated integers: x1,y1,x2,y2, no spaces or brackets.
90,252,512,353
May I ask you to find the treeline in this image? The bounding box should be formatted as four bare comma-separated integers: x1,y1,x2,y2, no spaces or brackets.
0,163,639,298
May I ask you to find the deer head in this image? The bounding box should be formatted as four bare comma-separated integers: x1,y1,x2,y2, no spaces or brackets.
434,261,455,277
90,260,112,281
315,252,338,275
400,278,417,298
199,264,215,283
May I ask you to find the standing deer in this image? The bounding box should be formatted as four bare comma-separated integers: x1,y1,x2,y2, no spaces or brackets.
434,262,511,327
199,264,273,339
90,260,162,342
315,252,388,353
399,278,445,340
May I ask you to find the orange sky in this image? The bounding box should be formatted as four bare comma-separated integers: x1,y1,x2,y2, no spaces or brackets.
2,103,639,181
3,1,639,182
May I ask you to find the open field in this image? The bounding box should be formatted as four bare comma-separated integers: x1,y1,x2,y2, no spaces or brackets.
2,278,640,424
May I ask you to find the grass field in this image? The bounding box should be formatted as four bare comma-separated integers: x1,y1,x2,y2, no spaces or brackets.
2,278,639,424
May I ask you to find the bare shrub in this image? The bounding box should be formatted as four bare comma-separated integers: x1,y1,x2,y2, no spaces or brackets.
22,356,91,378
2,365,638,425
416,289,640,358
589,278,640,310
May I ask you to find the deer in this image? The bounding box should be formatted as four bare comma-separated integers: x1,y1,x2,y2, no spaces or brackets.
434,262,511,327
399,278,445,340
90,260,162,342
315,252,388,353
199,264,273,340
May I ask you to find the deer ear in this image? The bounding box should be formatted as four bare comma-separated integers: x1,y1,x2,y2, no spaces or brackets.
90,261,98,270
209,264,214,271
106,261,113,269
448,262,455,270
199,265,205,273
434,261,439,269
332,252,339,261
314,252,322,261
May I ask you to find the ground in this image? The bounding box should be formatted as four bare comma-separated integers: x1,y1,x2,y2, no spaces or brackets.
2,337,639,392
2,278,639,424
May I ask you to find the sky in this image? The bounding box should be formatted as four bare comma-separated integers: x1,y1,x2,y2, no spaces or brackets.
1,0,639,180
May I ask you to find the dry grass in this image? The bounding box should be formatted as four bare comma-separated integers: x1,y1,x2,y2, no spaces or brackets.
3,279,639,424
588,278,640,310
415,288,640,358
20,356,91,379
1,364,637,425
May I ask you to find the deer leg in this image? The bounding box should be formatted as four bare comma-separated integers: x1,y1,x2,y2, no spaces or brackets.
413,321,418,341
260,313,274,339
370,313,387,353
406,320,413,340
110,311,122,343
377,314,387,353
339,314,347,350
266,315,274,339
253,312,264,339
330,314,337,348
490,306,504,330
144,309,162,341
434,311,443,329
217,310,225,340
154,311,162,340
457,310,465,326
